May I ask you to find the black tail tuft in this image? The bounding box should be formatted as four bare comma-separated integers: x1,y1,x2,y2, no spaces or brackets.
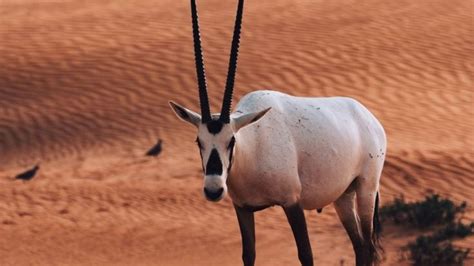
372,192,384,263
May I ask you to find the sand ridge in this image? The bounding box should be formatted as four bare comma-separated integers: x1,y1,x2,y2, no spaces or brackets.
0,0,473,265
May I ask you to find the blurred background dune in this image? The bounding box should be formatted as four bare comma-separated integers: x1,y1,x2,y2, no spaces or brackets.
0,0,472,265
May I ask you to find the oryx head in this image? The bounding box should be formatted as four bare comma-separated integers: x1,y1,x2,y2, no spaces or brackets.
169,0,270,202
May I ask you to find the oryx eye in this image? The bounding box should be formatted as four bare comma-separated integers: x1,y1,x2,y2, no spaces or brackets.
227,137,236,150
195,138,203,150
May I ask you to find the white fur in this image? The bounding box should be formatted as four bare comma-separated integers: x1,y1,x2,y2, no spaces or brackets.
227,90,386,210
170,89,386,211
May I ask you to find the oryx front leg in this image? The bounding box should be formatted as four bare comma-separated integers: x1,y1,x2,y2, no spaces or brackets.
234,204,256,266
283,204,314,266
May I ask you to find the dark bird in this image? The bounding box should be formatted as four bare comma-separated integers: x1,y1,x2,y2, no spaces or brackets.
146,139,163,157
15,165,40,181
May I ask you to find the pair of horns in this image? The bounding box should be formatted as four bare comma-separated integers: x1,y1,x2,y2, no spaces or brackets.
191,0,244,123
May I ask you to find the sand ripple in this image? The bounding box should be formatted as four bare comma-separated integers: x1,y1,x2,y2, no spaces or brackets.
0,0,472,265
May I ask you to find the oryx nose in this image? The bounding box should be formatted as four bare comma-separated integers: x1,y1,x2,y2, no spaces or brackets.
204,187,224,201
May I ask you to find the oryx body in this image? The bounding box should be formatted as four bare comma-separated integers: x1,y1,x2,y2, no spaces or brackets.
229,90,386,212
169,1,386,265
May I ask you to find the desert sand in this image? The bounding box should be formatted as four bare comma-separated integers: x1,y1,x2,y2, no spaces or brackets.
0,0,472,265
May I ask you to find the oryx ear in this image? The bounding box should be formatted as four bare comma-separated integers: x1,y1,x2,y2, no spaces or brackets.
231,107,271,132
169,101,201,127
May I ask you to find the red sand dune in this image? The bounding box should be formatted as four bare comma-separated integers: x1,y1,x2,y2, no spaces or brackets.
0,0,472,265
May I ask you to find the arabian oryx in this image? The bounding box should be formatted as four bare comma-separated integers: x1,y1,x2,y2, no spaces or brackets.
169,0,386,265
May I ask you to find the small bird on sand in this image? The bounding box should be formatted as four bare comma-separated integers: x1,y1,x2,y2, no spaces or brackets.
15,165,40,181
146,139,163,157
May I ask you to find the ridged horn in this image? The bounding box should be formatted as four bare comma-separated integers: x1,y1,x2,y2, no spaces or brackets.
190,0,211,123
219,0,244,123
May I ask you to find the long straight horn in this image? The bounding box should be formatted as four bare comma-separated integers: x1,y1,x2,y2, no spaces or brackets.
220,0,244,123
191,0,211,123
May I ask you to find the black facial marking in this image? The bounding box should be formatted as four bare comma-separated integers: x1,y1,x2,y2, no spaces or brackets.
206,148,223,175
196,137,203,150
227,137,236,172
206,119,224,134
195,138,205,171
199,151,205,171
227,136,236,150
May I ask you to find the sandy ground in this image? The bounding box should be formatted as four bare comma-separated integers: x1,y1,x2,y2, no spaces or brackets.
0,0,473,265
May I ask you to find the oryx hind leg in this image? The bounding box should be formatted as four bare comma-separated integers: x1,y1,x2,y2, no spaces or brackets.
334,181,365,266
356,166,383,265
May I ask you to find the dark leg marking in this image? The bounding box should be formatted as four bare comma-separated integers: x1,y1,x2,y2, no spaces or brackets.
371,192,383,264
283,204,314,266
205,149,223,175
234,204,256,266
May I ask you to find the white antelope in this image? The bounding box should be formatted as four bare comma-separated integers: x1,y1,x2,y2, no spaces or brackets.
169,1,386,265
